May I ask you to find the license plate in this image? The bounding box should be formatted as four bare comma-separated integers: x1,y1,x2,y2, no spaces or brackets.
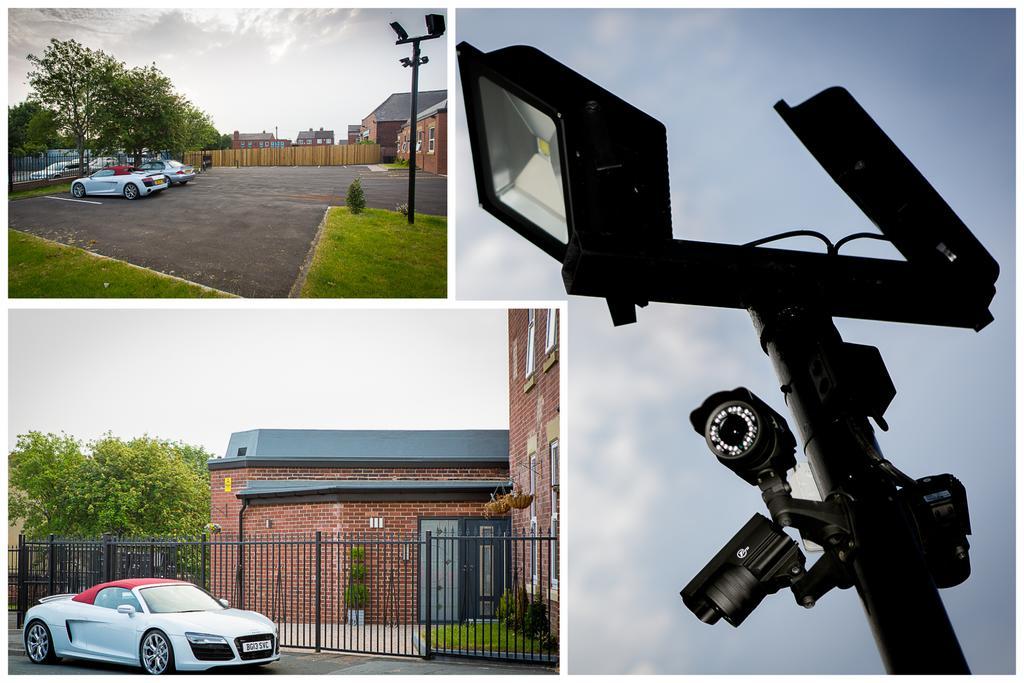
154,178,165,185
242,640,271,653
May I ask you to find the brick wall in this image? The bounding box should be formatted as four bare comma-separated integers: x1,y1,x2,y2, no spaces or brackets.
396,111,447,175
507,308,561,634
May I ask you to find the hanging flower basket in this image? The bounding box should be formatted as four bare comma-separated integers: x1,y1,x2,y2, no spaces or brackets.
484,496,512,517
506,491,534,510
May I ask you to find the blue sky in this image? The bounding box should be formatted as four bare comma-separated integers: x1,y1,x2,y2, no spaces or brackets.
456,9,1014,674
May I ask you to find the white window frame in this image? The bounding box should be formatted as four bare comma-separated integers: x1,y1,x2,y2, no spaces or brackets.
530,516,539,586
550,504,559,590
525,309,536,375
428,126,436,153
550,439,559,488
545,309,557,352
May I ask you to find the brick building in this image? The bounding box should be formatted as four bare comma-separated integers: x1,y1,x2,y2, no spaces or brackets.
396,99,447,176
507,308,561,632
346,125,361,145
232,130,291,149
361,90,446,162
296,127,334,145
209,429,510,624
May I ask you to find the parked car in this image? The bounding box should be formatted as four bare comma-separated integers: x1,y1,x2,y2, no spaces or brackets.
70,166,168,200
137,159,196,185
22,578,279,674
28,161,83,180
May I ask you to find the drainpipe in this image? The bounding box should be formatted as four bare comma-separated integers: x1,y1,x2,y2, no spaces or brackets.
236,498,249,610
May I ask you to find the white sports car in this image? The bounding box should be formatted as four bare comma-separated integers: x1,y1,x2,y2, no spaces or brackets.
70,165,168,200
23,579,279,674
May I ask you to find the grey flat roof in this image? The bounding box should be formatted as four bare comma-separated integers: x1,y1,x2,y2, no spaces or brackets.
369,90,447,122
211,429,509,469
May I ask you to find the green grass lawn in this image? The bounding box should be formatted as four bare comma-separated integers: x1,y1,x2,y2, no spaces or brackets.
8,229,233,298
300,207,446,298
382,162,409,170
426,623,555,655
9,182,72,200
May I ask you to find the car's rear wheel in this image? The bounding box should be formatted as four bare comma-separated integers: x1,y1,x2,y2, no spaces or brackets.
140,630,175,675
25,620,59,664
123,183,140,200
71,183,86,198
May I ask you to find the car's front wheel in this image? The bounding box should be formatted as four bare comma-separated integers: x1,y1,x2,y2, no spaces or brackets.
25,620,59,664
71,183,86,198
123,183,140,200
140,630,175,675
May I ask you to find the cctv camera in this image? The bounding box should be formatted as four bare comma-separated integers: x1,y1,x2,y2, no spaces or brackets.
690,387,797,485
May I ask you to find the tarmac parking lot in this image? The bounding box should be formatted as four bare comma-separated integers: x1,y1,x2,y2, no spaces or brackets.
7,166,447,297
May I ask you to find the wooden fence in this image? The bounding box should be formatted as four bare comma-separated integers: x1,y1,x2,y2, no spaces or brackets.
184,144,381,169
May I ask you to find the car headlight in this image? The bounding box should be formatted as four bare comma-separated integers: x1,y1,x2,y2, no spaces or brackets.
185,632,228,645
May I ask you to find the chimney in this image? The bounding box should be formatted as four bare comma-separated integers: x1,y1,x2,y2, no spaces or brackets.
233,130,239,139
320,126,324,131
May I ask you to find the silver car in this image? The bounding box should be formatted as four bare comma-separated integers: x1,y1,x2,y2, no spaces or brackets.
137,159,196,185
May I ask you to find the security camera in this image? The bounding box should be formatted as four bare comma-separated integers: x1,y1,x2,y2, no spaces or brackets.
690,387,797,485
681,513,806,627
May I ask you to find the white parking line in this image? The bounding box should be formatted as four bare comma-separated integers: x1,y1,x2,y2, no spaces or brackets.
44,196,102,205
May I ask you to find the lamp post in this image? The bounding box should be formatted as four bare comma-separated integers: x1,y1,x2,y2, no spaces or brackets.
391,14,446,224
458,41,999,674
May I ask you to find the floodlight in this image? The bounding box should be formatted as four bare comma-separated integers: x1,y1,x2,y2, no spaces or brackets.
425,13,446,37
458,41,672,260
775,87,999,299
390,21,409,41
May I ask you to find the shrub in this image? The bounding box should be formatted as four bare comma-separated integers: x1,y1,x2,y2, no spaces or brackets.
524,601,549,638
395,202,409,217
345,178,366,214
344,583,369,607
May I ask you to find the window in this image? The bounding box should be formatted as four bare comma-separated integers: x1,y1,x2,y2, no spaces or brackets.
428,126,435,153
530,517,539,586
94,587,143,612
551,503,559,590
237,447,247,457
525,310,536,375
530,453,537,519
550,439,559,488
369,517,384,529
545,309,557,352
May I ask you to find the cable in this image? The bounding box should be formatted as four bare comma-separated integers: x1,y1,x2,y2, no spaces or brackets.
834,232,892,254
743,230,835,252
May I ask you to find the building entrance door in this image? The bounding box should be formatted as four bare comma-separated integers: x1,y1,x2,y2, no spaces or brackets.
462,518,511,621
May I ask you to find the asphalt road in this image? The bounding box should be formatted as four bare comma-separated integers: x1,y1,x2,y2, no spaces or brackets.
7,651,553,676
7,166,447,298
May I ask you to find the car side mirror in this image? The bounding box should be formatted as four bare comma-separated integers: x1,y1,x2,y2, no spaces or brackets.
116,604,136,616
218,598,230,608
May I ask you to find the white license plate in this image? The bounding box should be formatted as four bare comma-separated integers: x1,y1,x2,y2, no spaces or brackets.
242,640,272,653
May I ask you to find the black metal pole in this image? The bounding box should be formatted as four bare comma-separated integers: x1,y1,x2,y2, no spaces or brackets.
749,302,969,674
406,39,421,224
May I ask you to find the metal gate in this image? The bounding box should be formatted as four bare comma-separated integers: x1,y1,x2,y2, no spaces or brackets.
10,529,557,665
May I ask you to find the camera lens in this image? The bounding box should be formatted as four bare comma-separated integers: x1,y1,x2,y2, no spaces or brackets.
708,403,759,458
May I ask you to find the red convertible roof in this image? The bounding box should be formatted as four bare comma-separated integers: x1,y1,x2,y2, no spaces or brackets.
105,165,137,175
72,578,189,604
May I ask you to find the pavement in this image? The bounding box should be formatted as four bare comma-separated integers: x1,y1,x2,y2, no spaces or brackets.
7,165,447,298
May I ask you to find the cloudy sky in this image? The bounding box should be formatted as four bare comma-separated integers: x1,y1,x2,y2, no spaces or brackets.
9,309,508,458
457,9,1014,675
8,8,447,140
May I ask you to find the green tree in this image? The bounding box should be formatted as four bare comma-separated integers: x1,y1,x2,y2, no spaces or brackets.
8,432,88,537
9,432,212,539
24,107,65,153
26,39,120,165
217,133,233,150
346,177,366,214
97,64,177,166
9,100,43,155
170,100,220,155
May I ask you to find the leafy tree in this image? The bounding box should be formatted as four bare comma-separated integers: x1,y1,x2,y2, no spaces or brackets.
24,107,65,153
8,432,88,537
170,100,220,155
217,133,233,150
26,39,120,165
96,64,177,166
9,100,43,155
9,432,212,539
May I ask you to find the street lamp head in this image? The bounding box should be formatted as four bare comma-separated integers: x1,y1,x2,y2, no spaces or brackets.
389,21,409,41
458,41,672,262
425,13,446,38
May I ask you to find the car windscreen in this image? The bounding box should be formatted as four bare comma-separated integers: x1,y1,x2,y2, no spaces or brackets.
139,585,225,613
168,160,184,168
